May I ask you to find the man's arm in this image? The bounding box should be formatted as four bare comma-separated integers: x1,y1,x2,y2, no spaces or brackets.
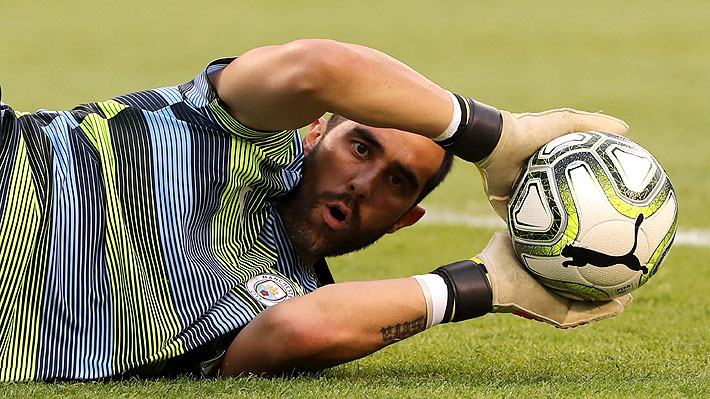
212,39,629,219
210,39,452,135
220,232,631,377
220,278,427,376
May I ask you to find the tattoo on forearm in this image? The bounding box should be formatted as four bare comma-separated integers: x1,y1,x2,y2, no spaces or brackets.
380,316,426,343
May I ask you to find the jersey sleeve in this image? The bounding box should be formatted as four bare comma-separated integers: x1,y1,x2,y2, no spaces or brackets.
0,101,18,156
1,80,12,135
164,265,309,378
178,58,297,144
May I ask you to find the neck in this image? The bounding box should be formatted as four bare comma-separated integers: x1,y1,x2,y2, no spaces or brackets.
274,197,320,270
297,251,320,271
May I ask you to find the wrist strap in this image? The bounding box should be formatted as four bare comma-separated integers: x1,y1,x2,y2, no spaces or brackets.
436,94,503,163
431,260,493,323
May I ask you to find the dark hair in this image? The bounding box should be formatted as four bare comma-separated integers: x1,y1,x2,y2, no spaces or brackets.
325,114,454,205
415,151,454,204
325,113,348,134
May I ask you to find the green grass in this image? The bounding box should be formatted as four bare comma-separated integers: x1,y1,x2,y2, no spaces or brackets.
2,234,708,398
2,0,709,397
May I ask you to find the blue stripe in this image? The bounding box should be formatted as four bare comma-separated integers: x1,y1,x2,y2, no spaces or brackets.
0,61,328,381
37,114,113,379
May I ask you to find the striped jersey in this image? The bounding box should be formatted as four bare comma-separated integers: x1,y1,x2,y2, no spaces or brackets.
0,59,331,381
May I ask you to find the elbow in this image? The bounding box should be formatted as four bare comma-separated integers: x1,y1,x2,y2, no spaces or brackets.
261,295,355,372
267,299,337,359
221,289,365,377
276,39,351,98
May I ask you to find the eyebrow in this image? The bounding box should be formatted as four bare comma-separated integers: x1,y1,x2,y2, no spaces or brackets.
352,126,384,152
351,126,420,189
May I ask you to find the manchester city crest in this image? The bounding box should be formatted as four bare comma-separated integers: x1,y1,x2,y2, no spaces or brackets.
246,274,298,307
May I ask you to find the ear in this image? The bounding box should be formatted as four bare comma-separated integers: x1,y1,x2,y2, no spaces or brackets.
387,205,426,234
303,117,328,155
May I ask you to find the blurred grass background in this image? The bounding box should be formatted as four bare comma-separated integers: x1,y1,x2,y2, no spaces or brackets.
1,0,708,397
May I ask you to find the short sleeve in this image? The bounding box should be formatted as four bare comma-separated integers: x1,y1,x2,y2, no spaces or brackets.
0,101,18,146
178,58,297,145
167,265,308,378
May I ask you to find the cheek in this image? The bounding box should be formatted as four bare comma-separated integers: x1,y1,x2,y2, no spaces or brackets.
363,192,411,224
309,146,346,186
318,146,361,185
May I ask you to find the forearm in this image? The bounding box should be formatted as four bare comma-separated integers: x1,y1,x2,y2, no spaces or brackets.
213,39,452,135
306,41,452,136
220,278,427,377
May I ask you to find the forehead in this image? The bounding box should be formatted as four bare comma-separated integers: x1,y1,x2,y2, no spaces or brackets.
329,121,445,183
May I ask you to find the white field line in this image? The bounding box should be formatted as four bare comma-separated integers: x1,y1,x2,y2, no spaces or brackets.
420,208,710,248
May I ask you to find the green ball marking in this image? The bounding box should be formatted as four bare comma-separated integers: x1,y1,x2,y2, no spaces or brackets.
509,131,677,300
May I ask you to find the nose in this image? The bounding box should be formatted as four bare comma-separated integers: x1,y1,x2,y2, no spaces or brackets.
348,167,378,200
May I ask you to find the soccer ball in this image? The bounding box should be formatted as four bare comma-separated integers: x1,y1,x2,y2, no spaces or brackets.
508,131,678,301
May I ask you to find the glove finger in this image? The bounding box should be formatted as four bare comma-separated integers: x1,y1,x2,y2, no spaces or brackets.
489,197,509,221
518,108,629,136
565,296,629,327
613,293,633,307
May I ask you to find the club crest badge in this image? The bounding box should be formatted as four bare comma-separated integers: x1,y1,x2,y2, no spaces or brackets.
247,274,297,307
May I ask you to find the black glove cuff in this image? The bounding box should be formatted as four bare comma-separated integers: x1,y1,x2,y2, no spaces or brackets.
431,260,493,323
437,95,503,163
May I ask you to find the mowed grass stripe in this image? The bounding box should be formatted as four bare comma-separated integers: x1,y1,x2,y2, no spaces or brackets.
420,207,708,248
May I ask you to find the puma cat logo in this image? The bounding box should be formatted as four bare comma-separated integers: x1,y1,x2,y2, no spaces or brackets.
561,213,647,274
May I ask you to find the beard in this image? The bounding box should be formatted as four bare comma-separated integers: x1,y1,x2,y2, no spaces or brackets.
276,142,390,259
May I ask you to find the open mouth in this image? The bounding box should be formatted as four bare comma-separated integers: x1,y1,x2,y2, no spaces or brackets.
329,206,346,222
323,203,351,230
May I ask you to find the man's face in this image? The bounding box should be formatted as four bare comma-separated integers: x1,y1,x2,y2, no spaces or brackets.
277,118,446,263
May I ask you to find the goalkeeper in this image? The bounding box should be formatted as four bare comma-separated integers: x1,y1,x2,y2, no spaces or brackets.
0,39,630,380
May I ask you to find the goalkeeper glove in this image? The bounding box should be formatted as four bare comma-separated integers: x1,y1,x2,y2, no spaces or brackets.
416,231,632,329
437,96,629,220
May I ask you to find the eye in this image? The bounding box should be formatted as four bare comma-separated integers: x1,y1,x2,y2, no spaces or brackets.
389,174,402,187
353,141,368,157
